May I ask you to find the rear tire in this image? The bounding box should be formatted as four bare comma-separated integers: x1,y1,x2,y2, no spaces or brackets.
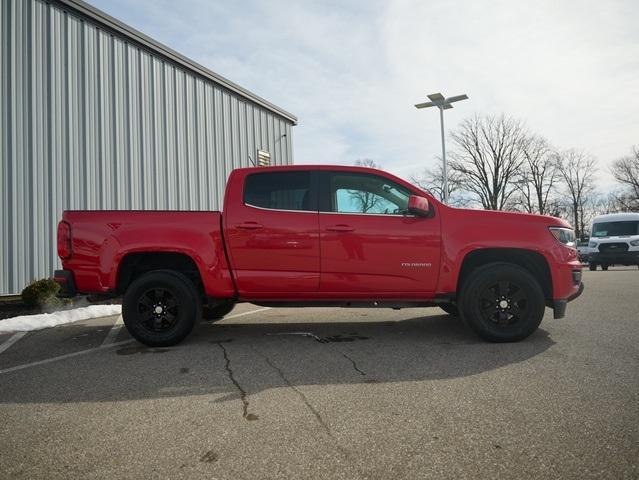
122,270,201,347
459,263,545,342
439,304,459,316
601,265,609,271
589,264,597,271
203,301,236,320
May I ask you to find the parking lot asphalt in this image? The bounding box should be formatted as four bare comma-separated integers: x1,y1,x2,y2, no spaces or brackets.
1,268,638,480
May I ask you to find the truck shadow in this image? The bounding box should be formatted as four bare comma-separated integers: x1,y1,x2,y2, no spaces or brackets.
0,313,555,405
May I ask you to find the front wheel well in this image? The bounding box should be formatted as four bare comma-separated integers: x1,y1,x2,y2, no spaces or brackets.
116,252,204,297
457,248,553,302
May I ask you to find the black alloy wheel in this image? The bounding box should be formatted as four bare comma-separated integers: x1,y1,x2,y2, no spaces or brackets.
477,280,527,327
459,263,545,342
137,288,180,333
122,270,201,347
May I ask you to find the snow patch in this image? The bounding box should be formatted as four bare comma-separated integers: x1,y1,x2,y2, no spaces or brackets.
0,305,122,333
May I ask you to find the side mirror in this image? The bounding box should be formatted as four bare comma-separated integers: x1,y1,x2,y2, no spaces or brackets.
407,195,430,217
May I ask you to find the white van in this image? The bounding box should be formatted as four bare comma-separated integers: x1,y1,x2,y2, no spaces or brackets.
587,212,639,271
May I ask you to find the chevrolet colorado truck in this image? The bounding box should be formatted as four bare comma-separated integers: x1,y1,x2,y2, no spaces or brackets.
54,165,584,346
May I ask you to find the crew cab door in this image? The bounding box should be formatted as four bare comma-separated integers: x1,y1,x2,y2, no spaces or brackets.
224,169,320,294
318,170,441,295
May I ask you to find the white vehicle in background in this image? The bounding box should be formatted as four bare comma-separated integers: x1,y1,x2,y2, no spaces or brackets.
587,213,639,271
576,239,590,264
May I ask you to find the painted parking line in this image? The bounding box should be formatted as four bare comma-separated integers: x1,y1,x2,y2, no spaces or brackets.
1,307,271,375
101,315,124,347
223,307,271,320
0,339,135,375
0,332,28,355
100,308,267,345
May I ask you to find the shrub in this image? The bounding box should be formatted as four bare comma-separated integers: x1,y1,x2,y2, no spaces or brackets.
21,278,62,309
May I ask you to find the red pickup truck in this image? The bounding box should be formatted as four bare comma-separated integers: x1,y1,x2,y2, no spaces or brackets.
54,165,583,346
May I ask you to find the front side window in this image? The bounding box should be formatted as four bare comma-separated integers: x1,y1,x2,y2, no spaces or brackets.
330,173,411,215
244,171,315,211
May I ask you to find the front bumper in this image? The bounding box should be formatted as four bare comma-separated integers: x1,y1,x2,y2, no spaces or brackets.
53,269,77,297
589,251,639,266
552,281,584,319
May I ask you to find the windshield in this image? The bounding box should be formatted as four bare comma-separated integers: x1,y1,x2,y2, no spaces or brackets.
592,221,639,237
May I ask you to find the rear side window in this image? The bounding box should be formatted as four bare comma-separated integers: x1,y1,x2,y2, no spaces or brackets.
244,171,316,211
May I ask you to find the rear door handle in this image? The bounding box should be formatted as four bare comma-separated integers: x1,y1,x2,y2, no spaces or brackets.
327,224,355,232
236,222,263,230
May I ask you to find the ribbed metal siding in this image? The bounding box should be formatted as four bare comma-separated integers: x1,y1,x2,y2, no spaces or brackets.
0,0,295,294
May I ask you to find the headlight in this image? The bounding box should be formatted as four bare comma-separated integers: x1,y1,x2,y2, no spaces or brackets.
548,226,576,247
630,239,639,247
588,241,597,248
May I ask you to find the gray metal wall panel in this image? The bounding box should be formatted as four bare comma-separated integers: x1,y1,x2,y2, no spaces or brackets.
0,0,295,294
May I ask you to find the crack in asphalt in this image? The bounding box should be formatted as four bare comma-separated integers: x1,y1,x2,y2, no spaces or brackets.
264,331,369,378
250,346,351,459
215,342,258,421
265,331,326,342
341,352,367,376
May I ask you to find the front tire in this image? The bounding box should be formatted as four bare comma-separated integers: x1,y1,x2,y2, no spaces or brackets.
589,264,597,271
459,263,545,342
601,265,609,271
122,270,201,347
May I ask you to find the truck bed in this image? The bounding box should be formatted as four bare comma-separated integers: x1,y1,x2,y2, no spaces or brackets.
61,210,235,297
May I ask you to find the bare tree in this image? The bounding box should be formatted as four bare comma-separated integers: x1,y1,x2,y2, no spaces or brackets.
593,190,635,216
614,192,639,211
556,149,598,238
603,190,639,212
513,135,561,215
355,158,381,169
610,146,639,207
410,161,468,206
448,114,527,210
351,159,383,212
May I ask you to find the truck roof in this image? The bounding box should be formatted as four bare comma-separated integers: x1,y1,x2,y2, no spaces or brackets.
592,212,639,223
231,165,430,197
234,164,392,173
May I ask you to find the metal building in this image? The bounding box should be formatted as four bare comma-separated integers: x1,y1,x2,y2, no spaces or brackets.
0,0,297,294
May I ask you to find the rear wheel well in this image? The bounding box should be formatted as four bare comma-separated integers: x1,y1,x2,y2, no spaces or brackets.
457,249,553,302
117,252,204,298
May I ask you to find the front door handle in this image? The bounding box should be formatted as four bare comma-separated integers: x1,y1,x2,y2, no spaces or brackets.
236,222,263,230
327,224,355,232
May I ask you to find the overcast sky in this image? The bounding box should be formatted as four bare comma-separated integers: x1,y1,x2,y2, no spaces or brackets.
92,0,638,187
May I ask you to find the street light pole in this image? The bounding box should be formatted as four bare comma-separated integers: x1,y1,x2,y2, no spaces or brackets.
439,106,447,204
415,92,468,204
